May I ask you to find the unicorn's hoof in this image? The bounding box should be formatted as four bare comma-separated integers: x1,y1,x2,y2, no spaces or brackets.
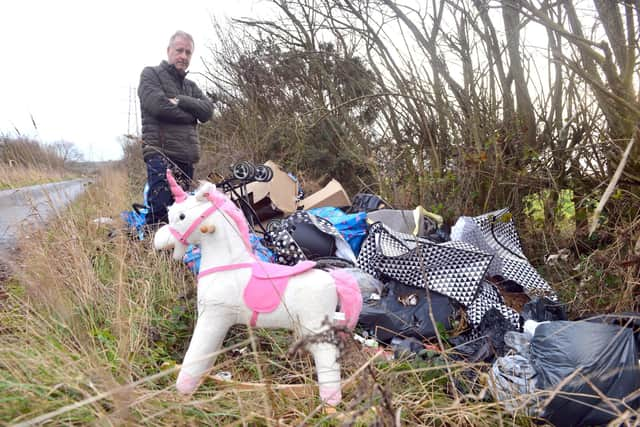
319,385,342,406
176,371,199,394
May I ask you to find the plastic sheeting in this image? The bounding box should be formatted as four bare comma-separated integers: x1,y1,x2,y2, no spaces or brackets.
340,267,384,301
182,233,274,274
366,208,438,237
530,321,640,426
121,183,150,240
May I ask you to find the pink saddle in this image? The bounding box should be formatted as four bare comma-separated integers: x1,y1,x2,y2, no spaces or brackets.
243,261,316,325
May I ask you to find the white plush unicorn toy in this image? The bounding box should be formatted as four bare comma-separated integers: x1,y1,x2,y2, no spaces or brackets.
153,170,362,406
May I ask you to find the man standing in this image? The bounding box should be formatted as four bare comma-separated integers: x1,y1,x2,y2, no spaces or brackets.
138,30,213,226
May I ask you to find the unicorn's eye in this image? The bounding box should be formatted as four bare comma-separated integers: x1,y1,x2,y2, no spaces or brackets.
179,213,186,220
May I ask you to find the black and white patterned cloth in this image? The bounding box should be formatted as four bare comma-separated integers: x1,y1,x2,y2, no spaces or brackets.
357,222,492,306
269,211,356,265
450,208,557,301
467,281,521,328
356,222,521,328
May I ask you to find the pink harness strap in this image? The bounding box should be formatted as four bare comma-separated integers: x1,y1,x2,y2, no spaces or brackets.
169,203,220,245
198,262,254,280
198,261,316,326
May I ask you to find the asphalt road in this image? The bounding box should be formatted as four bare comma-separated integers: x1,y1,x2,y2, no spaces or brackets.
0,179,91,259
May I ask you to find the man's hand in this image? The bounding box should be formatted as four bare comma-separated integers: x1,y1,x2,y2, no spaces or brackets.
168,97,179,105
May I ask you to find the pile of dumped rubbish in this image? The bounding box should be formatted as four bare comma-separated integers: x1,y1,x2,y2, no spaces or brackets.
124,160,639,425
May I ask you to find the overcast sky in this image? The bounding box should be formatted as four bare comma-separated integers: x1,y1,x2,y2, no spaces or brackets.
0,1,269,161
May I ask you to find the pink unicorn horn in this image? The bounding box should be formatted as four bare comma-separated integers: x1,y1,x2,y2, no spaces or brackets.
167,169,187,203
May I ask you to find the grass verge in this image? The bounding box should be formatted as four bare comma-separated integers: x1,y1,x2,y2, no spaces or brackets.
0,166,635,426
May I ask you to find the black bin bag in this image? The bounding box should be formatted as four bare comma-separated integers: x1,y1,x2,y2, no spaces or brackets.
358,279,459,343
521,297,567,322
530,321,640,426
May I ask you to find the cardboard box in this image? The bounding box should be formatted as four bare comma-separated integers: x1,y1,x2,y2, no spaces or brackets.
245,161,298,217
299,179,351,210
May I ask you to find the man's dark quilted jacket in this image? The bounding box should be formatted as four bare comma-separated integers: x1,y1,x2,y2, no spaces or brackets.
138,60,213,163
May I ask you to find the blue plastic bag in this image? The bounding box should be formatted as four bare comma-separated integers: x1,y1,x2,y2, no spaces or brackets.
308,207,368,255
182,232,274,274
250,233,275,263
121,183,150,240
183,245,201,274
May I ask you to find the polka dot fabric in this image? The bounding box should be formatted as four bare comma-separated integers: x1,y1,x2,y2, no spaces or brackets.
268,211,354,265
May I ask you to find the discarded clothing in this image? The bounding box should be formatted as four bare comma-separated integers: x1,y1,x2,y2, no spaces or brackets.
489,355,540,416
358,279,460,343
450,308,517,363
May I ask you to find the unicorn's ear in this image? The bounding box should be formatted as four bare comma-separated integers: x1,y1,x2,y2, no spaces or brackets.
195,181,217,202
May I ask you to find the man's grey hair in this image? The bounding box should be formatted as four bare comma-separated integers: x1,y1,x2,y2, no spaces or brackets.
169,31,194,49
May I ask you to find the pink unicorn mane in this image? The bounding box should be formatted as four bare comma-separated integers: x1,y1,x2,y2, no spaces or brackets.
206,186,254,253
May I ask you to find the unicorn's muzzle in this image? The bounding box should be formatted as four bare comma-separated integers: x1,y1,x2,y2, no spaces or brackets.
199,224,216,234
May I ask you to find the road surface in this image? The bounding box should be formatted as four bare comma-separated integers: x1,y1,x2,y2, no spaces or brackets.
0,179,91,259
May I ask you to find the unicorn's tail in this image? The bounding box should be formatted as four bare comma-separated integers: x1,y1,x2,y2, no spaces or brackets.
329,269,363,329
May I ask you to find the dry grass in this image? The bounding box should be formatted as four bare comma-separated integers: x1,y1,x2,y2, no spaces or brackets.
0,137,78,189
0,164,75,190
0,166,636,426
